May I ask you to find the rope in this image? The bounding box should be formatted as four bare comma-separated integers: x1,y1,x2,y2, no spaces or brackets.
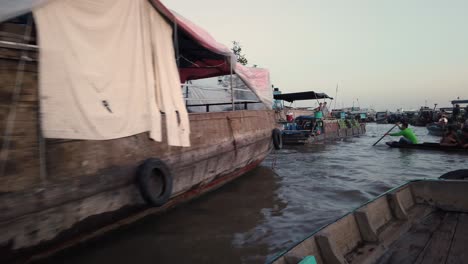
271,149,278,169
0,16,34,178
173,21,180,67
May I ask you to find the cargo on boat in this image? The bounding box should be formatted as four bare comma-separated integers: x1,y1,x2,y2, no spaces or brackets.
269,179,468,264
0,0,277,261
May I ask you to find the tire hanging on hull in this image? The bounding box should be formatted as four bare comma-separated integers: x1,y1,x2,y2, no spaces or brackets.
137,158,173,206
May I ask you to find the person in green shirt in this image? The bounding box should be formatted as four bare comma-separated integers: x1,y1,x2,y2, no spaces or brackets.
386,122,418,144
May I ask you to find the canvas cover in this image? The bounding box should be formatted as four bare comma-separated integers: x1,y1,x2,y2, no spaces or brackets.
235,64,273,109
34,0,190,146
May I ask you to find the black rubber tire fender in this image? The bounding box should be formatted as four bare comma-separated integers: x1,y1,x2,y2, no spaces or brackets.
272,128,283,150
137,158,173,206
439,169,468,180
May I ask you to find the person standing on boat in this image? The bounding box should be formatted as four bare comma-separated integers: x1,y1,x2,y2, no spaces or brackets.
386,122,418,144
314,102,323,112
453,104,461,121
322,102,330,118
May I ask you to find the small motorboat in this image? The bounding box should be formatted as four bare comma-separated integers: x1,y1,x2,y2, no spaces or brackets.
385,141,468,152
268,179,468,264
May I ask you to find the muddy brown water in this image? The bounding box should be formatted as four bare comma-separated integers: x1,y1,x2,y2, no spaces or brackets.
39,123,467,264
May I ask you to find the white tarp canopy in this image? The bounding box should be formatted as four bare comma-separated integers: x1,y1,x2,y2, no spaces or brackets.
235,64,273,109
34,0,190,146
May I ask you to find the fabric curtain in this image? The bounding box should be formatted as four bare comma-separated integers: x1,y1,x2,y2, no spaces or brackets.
33,0,190,146
235,64,273,109
146,0,190,146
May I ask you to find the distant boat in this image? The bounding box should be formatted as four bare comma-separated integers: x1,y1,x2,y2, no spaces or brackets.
426,123,446,136
273,91,366,145
375,111,388,124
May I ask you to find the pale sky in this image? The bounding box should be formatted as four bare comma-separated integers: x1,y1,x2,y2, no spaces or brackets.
163,0,468,111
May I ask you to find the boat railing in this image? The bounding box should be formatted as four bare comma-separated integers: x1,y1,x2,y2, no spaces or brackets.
181,82,263,113
185,99,261,112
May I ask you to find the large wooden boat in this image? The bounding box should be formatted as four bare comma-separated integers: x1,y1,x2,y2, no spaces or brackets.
269,179,468,264
0,1,277,262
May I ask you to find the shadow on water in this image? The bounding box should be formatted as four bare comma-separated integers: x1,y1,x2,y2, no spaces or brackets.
40,166,286,264
38,124,467,264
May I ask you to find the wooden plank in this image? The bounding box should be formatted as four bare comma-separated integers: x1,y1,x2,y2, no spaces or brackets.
379,205,433,249
446,213,468,264
414,212,458,264
378,211,445,264
411,181,468,212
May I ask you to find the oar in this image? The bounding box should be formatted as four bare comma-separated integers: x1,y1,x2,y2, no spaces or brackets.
373,124,398,146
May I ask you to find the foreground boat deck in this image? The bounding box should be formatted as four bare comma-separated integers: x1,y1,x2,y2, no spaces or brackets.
379,211,468,264
270,180,468,264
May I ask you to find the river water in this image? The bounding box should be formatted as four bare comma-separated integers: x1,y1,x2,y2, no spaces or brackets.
43,123,467,264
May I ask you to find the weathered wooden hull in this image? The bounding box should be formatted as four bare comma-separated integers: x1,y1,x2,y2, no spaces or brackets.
269,179,468,264
282,121,366,145
0,42,276,261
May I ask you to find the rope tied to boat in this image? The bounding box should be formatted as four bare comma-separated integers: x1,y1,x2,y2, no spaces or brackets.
271,149,278,169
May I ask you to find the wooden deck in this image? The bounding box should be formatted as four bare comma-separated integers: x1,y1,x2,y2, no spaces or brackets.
378,211,468,264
